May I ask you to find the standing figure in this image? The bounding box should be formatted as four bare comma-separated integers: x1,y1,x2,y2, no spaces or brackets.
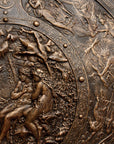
25,70,53,144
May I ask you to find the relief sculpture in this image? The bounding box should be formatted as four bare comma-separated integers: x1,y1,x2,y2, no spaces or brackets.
0,25,76,144
0,0,14,9
0,0,113,144
22,0,74,33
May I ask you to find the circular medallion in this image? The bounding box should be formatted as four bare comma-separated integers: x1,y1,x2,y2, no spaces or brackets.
0,25,77,144
0,0,113,144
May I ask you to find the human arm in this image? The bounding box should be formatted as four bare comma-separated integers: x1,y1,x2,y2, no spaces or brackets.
32,82,43,100
11,82,27,100
18,51,36,55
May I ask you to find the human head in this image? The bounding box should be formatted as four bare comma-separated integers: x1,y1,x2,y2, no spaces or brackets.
19,67,31,82
32,70,41,82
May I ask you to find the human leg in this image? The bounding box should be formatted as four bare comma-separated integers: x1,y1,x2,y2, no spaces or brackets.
0,105,30,142
0,103,16,119
25,108,39,140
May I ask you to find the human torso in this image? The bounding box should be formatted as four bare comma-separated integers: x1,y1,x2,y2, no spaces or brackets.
16,82,33,107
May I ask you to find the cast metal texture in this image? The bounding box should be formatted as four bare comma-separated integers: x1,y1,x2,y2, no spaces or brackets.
0,0,113,144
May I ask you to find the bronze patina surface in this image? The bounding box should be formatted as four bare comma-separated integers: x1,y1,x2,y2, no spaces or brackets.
0,0,113,144
96,0,114,18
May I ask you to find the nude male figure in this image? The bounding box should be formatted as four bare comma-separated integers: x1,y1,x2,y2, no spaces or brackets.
25,70,53,144
0,67,33,143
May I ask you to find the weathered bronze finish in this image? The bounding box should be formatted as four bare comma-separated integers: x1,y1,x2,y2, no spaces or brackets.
96,0,114,18
0,0,113,144
3,17,8,22
33,21,40,27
